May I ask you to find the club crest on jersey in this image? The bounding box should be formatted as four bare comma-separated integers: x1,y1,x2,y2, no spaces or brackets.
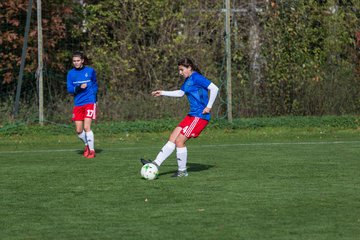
85,73,88,77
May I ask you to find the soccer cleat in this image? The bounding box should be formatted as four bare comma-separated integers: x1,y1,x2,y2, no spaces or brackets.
140,158,152,165
140,159,160,169
86,150,96,159
83,145,90,157
171,170,188,178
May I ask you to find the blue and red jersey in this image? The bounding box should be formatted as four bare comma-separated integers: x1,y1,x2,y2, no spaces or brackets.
67,66,98,106
180,72,212,121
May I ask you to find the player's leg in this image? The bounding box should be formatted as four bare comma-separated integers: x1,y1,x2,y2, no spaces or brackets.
172,115,197,175
84,118,94,150
84,104,96,158
75,120,85,137
151,126,182,167
76,120,90,157
142,117,192,167
173,134,189,177
73,105,89,157
75,120,86,143
168,126,183,143
172,117,209,177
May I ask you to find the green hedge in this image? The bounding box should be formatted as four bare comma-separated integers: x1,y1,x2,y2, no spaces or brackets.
1,116,359,136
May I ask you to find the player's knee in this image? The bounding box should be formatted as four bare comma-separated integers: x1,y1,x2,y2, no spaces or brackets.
175,139,185,148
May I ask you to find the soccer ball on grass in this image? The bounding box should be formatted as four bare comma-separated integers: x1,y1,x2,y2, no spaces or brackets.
141,163,158,180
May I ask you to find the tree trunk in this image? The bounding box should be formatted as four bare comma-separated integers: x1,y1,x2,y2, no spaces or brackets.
249,0,262,88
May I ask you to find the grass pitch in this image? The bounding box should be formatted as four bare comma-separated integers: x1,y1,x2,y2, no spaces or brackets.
0,127,359,239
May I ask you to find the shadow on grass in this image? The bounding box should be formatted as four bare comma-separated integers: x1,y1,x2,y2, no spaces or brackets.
158,162,214,176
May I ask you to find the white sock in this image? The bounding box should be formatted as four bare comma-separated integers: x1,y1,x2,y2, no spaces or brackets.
78,130,87,145
85,130,94,150
176,147,187,171
153,141,176,166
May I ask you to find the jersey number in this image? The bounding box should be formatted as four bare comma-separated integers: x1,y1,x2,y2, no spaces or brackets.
86,110,94,117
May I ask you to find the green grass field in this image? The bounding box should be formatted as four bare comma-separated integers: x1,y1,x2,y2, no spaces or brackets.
1,125,360,240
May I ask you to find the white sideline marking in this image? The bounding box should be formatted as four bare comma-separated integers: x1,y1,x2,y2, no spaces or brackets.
1,140,359,155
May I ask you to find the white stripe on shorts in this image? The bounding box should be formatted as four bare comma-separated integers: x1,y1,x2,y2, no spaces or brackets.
93,103,97,120
184,117,199,137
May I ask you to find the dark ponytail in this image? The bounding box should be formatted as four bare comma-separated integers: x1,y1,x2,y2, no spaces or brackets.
72,51,90,65
177,57,202,75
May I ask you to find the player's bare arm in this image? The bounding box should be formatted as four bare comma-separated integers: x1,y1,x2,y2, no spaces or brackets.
202,107,211,114
151,90,162,97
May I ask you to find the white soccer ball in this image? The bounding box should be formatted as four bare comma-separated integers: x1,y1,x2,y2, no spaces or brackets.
140,163,159,180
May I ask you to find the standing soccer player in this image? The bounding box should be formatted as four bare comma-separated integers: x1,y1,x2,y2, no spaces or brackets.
141,57,219,177
67,51,98,158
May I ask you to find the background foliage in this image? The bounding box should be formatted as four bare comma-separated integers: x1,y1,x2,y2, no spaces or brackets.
0,0,359,123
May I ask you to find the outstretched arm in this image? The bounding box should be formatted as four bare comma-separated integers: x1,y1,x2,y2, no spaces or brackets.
152,90,185,97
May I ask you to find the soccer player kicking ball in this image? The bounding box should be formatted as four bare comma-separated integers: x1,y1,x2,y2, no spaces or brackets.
141,58,219,177
67,51,98,158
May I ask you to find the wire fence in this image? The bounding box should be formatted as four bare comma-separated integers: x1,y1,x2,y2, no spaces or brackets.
1,0,359,125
